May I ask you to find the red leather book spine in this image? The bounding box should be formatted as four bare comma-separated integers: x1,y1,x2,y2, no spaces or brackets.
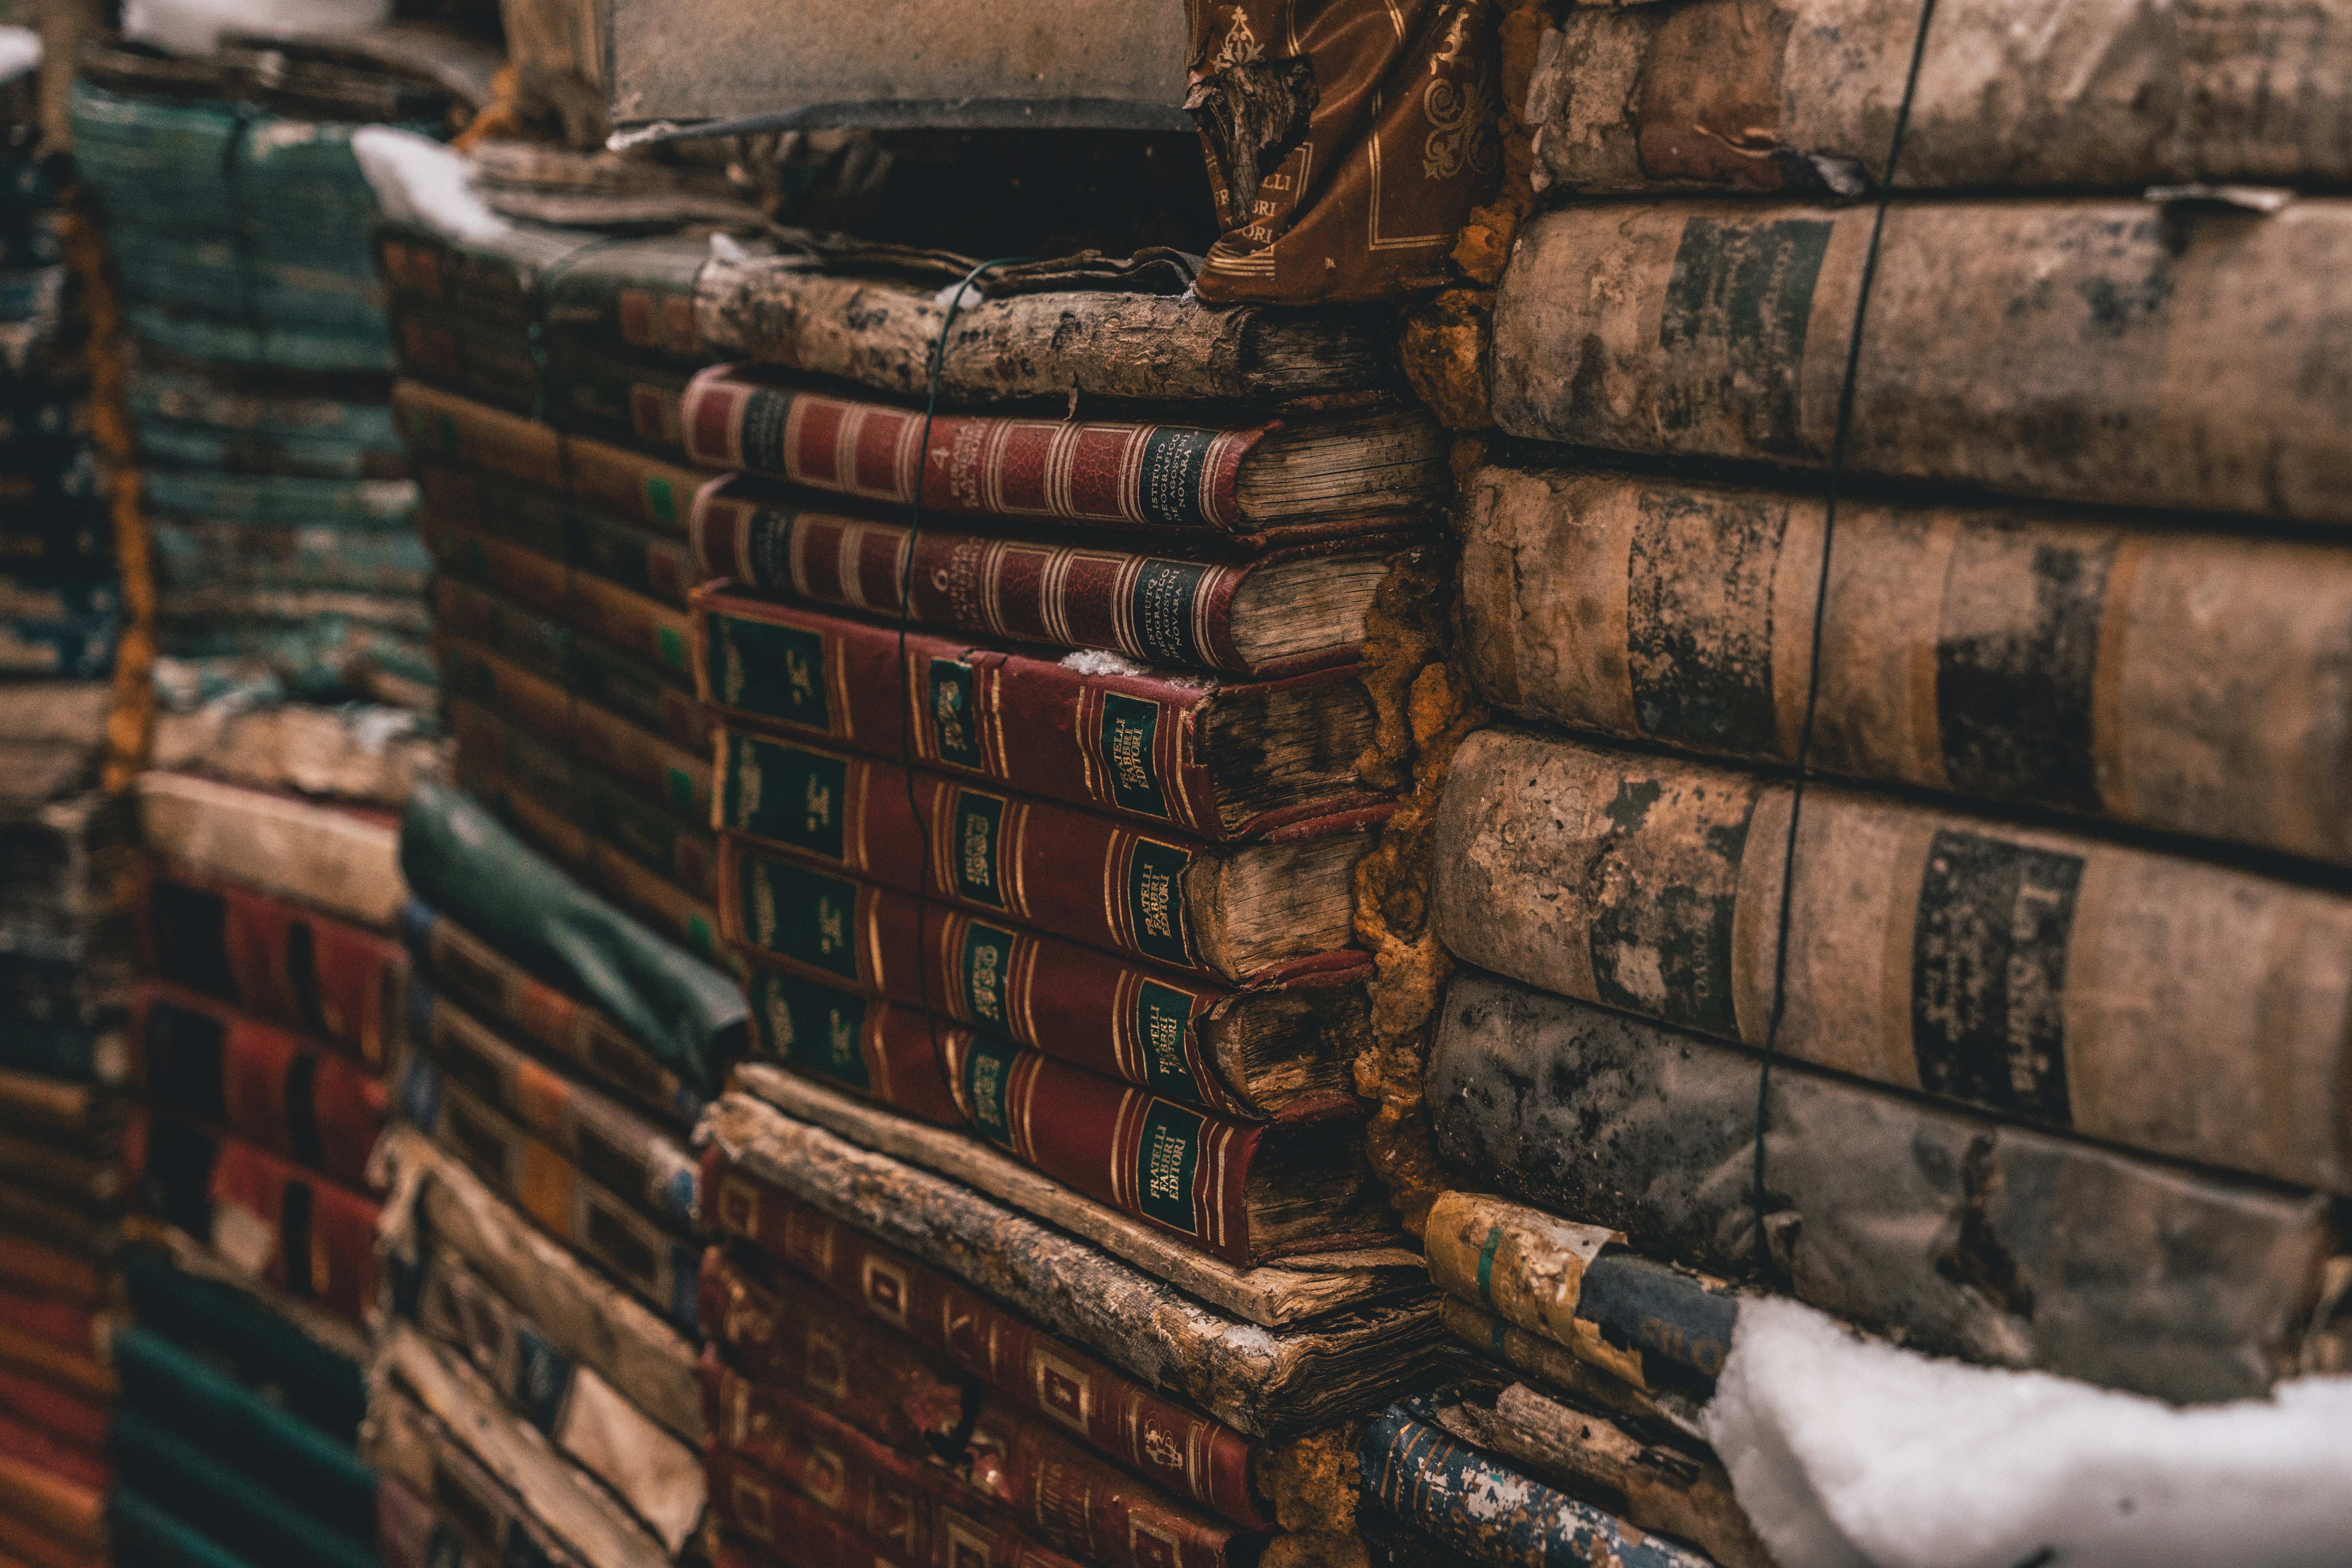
0,1411,104,1492
0,1286,98,1359
742,966,961,1127
138,866,407,1071
940,1036,1263,1266
205,1131,380,1326
681,369,1261,535
700,1163,1272,1530
698,1252,969,1455
429,516,697,688
706,1441,1085,1568
131,982,387,1191
0,1238,102,1305
707,1372,1098,1568
715,731,1225,974
718,844,1356,1119
965,1398,1256,1568
690,482,1258,674
0,1366,105,1453
694,589,1385,842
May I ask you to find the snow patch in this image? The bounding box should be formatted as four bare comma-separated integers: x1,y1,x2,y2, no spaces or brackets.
351,126,510,245
1705,1294,2352,1568
122,0,388,58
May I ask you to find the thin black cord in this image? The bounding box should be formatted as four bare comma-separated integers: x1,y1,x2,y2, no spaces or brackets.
899,260,1024,1064
1751,0,1941,1280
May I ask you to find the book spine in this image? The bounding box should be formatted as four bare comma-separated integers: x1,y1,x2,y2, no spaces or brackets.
704,1444,1082,1568
742,964,962,1127
1431,725,2352,1192
682,373,1256,534
694,1251,972,1456
0,1410,105,1494
1422,1190,1736,1391
0,1445,103,1552
459,733,717,910
381,1127,704,1442
1358,1403,1712,1568
391,377,566,489
690,484,1258,674
0,1235,104,1304
434,589,712,752
414,1245,706,1554
0,1365,106,1454
563,432,701,537
132,1114,379,1326
403,902,703,1128
695,590,1292,840
405,985,701,1225
699,1160,1273,1529
1492,201,2352,528
135,773,405,932
964,1399,1258,1568
569,501,692,608
703,1372,1094,1568
1428,971,2342,1404
363,1383,594,1568
721,852,1258,1117
133,982,387,1190
430,514,697,686
552,352,687,456
715,729,1215,973
1530,0,2352,194
0,1022,121,1085
0,1285,99,1359
1437,1297,1697,1436
940,1033,1265,1266
399,778,745,1093
1458,464,2352,869
400,1066,700,1332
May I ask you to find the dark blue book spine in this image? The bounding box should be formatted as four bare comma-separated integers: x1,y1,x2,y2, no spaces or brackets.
1358,1402,1715,1568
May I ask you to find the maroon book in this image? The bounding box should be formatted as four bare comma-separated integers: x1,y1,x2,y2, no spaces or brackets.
699,1159,1274,1531
713,730,1383,982
692,586,1385,842
706,1439,1088,1568
690,477,1405,677
696,1256,1259,1568
137,864,408,1073
131,982,388,1190
725,862,1366,1122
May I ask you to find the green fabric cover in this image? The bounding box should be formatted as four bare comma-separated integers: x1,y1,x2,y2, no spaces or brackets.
110,1488,264,1568
111,1409,380,1568
122,1248,367,1440
112,1327,375,1541
401,778,746,1091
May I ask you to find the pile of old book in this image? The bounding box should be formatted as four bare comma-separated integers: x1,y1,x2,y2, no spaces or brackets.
671,242,1471,1565
1394,1,2352,1561
67,27,492,711
0,31,130,1568
370,779,729,1568
114,764,407,1565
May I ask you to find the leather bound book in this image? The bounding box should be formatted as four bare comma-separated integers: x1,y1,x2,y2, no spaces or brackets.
134,773,403,933
737,899,1366,1120
740,965,962,1128
698,1171,1272,1529
434,581,713,755
126,1112,378,1326
691,477,1408,677
130,981,387,1189
421,511,696,688
420,462,693,608
713,734,1382,982
401,901,703,1128
693,588,1383,842
403,983,701,1227
936,1033,1386,1266
703,1381,1096,1568
681,369,1441,545
706,1442,1087,1568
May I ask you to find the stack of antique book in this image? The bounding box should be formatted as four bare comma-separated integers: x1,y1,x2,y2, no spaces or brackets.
116,766,406,1565
673,244,1458,1564
0,33,129,1568
67,29,488,712
371,779,730,1567
1391,1,2352,1561
379,212,748,966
